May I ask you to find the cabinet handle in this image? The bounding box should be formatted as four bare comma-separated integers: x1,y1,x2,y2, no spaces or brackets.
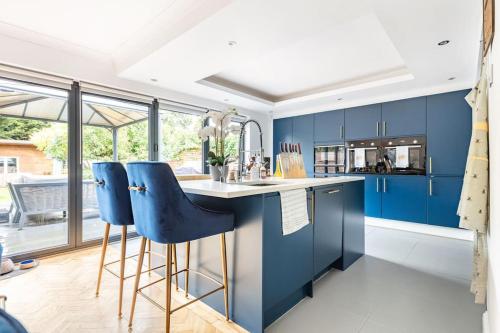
383,121,387,136
376,177,380,192
327,189,341,194
383,178,387,193
376,121,380,136
311,191,315,224
429,178,433,196
429,157,432,174
339,125,343,139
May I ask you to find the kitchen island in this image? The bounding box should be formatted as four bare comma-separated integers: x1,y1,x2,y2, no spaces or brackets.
156,176,365,333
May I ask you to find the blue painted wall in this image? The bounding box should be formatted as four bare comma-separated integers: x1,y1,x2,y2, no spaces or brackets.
273,90,472,228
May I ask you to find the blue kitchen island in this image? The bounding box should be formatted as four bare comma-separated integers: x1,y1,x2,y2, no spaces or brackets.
158,177,365,333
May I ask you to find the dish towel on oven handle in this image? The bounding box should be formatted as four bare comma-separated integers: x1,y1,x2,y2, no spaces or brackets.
280,189,309,235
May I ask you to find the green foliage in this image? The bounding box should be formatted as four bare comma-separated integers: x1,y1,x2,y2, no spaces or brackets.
160,112,202,161
0,117,50,140
206,151,226,166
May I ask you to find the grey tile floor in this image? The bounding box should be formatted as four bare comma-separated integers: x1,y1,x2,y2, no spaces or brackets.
266,225,486,333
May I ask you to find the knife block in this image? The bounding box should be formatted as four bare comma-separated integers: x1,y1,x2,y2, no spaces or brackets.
275,153,307,178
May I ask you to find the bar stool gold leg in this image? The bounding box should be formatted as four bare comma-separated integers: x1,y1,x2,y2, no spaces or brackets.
166,244,173,333
185,241,190,298
147,239,152,276
173,244,179,290
220,233,229,321
95,223,110,296
128,237,147,328
118,225,127,318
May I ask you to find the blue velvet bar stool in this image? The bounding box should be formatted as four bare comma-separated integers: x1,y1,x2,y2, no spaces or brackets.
93,162,179,318
126,162,235,333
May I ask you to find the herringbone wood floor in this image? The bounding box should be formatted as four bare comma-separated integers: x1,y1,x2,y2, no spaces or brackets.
0,245,248,333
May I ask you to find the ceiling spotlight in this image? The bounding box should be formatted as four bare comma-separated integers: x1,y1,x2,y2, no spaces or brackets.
228,40,237,46
224,99,229,102
150,78,158,82
438,40,450,46
448,77,456,81
337,98,343,101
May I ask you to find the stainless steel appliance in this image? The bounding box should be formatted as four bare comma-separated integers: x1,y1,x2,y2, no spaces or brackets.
314,144,345,176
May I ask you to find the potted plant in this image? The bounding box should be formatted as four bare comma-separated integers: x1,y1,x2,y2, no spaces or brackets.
198,108,240,181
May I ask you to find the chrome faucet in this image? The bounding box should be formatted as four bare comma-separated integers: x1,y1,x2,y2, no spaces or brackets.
237,119,264,182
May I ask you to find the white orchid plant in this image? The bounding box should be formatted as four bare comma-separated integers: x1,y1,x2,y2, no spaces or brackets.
198,108,240,166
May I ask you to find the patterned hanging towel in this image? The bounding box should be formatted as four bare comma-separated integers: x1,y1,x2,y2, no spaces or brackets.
457,62,490,304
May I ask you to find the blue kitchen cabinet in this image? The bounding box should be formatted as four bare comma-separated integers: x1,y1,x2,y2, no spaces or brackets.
381,176,427,223
292,115,314,177
314,109,344,143
313,185,343,276
345,104,382,140
427,90,472,176
364,175,382,217
428,176,463,228
273,118,293,169
382,96,426,136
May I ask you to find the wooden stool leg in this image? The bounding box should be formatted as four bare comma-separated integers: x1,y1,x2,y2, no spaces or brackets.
166,244,173,333
118,225,127,318
128,237,147,328
147,239,152,276
220,233,229,321
173,244,179,290
95,223,110,296
184,241,190,298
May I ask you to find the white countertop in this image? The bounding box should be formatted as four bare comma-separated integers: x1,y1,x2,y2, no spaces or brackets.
179,176,365,199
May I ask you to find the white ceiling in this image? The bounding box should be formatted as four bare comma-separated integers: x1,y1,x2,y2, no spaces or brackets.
0,0,482,117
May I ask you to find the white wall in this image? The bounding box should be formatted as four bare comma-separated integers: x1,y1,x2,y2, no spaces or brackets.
487,2,500,331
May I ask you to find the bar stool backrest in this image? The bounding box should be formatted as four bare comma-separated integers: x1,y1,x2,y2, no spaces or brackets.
92,162,134,226
127,162,234,244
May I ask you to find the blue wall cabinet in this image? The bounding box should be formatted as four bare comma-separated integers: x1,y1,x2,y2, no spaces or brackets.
382,96,426,136
313,185,343,276
314,110,344,143
381,176,427,223
364,175,382,217
292,115,314,177
428,176,463,228
273,118,293,169
345,104,382,140
427,90,472,176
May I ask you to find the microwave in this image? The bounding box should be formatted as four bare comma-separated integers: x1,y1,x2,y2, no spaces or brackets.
314,145,345,176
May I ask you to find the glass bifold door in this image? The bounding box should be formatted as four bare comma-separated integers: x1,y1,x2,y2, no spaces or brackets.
0,78,151,260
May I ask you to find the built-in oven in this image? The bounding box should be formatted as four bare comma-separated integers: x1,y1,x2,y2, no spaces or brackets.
346,139,381,174
314,144,345,177
345,136,427,175
381,136,426,175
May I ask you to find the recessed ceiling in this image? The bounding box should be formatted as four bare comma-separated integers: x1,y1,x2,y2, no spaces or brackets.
203,14,409,102
0,0,482,116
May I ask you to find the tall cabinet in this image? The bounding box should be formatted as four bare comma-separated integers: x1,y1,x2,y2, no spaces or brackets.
272,90,471,228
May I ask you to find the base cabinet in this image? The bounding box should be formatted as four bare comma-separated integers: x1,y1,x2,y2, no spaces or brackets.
364,175,382,217
313,185,343,276
427,176,463,228
381,176,427,223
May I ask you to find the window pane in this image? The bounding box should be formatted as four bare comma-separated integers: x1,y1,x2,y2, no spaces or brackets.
159,110,203,174
0,79,69,256
81,94,148,241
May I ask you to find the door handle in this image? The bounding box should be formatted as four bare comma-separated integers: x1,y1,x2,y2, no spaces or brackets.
383,178,387,193
376,177,380,192
429,157,432,174
327,189,341,194
376,121,380,136
429,178,433,196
